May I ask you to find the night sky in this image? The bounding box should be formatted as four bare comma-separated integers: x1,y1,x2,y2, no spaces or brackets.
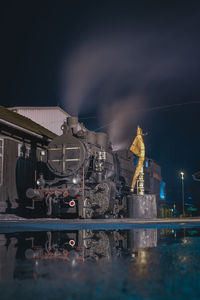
1,0,200,205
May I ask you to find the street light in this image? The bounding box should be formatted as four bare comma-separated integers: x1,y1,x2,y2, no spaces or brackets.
180,171,185,216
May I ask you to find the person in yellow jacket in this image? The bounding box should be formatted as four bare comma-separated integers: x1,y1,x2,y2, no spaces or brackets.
130,125,145,193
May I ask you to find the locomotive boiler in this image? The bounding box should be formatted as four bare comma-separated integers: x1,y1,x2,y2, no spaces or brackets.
26,116,138,218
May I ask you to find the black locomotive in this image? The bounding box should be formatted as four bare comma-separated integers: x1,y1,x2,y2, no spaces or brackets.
26,116,138,218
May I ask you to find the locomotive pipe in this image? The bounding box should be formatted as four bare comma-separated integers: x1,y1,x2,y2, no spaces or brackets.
97,172,103,182
68,186,80,197
25,248,43,259
26,188,44,200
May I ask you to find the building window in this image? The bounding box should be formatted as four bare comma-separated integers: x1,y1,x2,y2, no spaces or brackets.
0,139,4,186
18,143,23,157
18,143,31,159
25,146,31,158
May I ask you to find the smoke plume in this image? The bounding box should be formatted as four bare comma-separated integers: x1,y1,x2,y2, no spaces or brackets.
60,20,199,149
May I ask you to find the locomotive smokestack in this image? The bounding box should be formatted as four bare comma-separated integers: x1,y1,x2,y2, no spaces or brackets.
67,116,79,134
67,116,78,127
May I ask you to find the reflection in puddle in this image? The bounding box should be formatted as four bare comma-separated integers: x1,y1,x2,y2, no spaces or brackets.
1,228,200,299
0,235,17,282
0,229,158,280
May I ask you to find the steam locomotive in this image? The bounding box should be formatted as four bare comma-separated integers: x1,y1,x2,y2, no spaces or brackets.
26,116,143,218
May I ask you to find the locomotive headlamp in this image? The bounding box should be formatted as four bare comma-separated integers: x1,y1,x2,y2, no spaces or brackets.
98,151,106,160
36,174,45,188
72,175,81,185
72,177,78,184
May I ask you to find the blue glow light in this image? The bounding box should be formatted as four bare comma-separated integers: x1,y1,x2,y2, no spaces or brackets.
160,181,166,200
145,161,148,167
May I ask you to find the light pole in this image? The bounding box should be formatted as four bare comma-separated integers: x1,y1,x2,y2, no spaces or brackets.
180,171,185,216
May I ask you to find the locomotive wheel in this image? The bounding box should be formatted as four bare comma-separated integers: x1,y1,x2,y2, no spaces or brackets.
83,198,93,219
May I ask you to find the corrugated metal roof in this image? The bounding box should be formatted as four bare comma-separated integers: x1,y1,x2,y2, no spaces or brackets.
9,106,70,116
0,106,56,139
9,106,70,135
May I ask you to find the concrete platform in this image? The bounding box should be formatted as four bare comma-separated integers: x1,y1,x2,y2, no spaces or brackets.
1,217,200,232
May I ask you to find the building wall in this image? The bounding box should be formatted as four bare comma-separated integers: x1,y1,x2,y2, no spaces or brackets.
0,234,17,281
0,135,41,212
144,158,165,217
0,138,18,211
144,159,162,195
10,107,69,136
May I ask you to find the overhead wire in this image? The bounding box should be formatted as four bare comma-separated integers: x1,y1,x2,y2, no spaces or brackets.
89,101,200,131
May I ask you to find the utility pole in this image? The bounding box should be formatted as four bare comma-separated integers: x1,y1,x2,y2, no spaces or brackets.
180,172,185,216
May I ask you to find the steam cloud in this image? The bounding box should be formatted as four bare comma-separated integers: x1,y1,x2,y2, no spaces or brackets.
60,22,199,149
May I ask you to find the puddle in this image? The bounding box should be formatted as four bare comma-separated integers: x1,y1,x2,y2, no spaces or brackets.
0,227,200,299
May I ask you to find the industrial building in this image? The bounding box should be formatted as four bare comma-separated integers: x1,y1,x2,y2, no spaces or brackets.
9,106,70,135
144,158,166,216
0,106,56,212
114,149,165,216
193,171,200,181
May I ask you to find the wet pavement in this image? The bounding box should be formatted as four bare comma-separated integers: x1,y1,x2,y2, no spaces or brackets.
1,216,200,233
0,225,200,299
